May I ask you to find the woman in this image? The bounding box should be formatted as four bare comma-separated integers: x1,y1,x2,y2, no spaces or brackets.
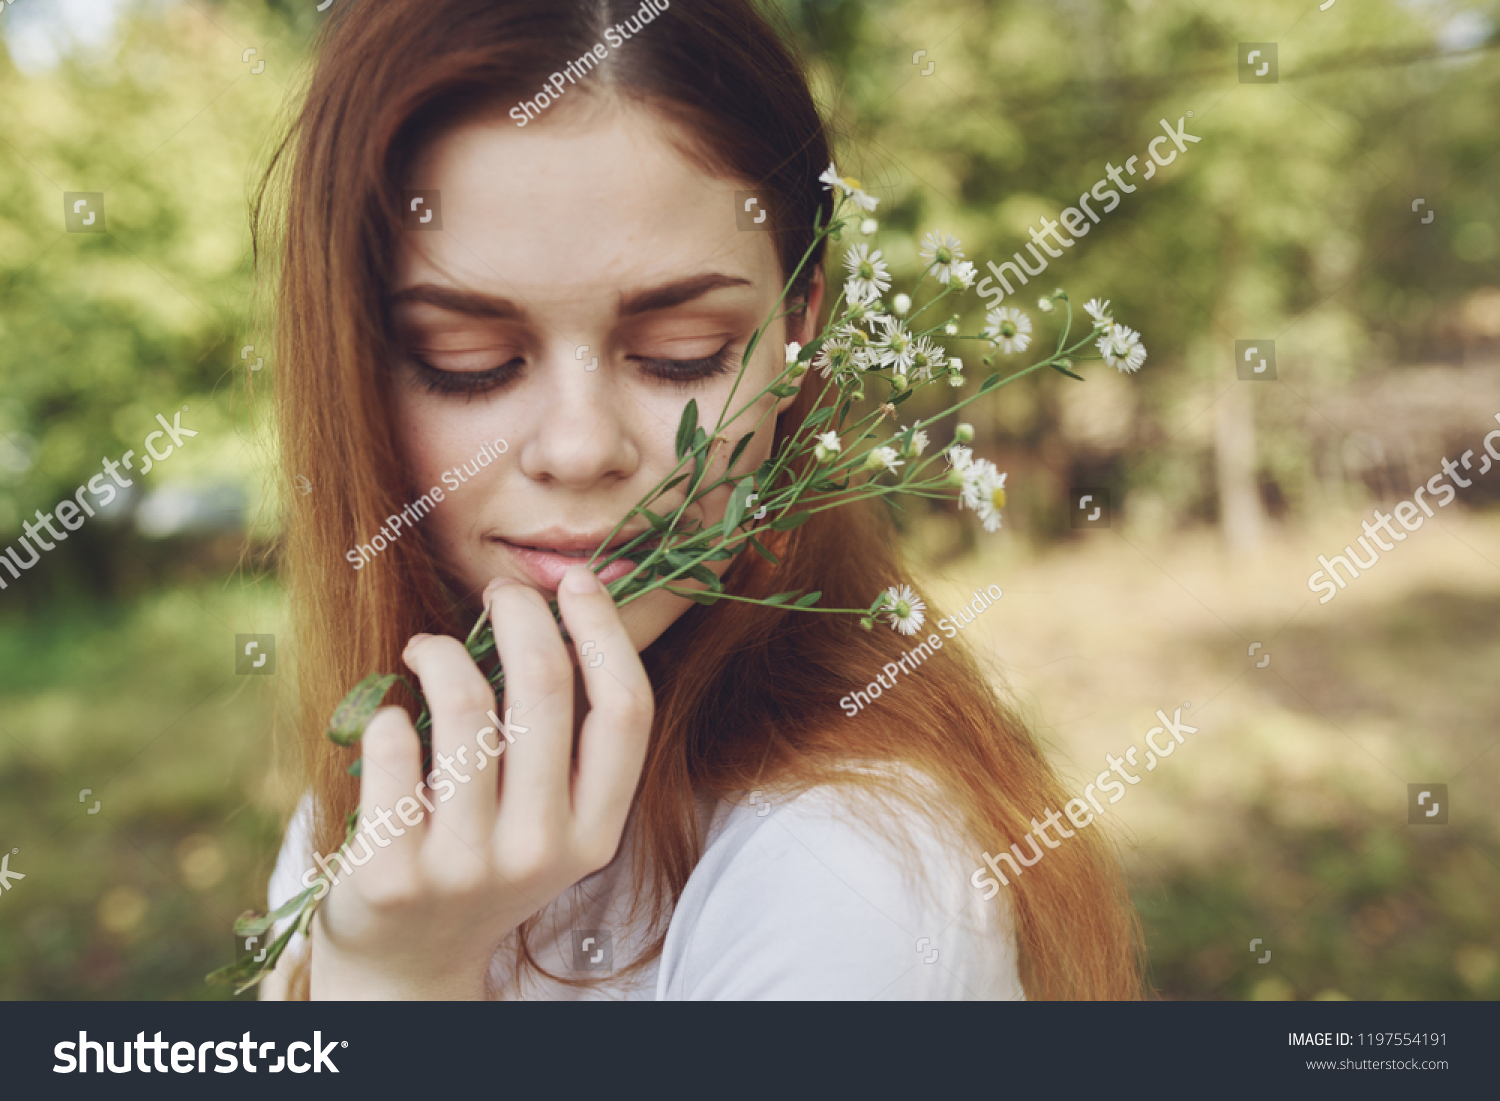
254,0,1143,999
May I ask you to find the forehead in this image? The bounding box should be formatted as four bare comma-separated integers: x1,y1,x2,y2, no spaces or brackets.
395,98,779,303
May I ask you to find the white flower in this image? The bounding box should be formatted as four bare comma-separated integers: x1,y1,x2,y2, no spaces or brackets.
919,231,965,285
1083,298,1112,328
819,162,879,211
844,299,884,329
1038,297,1054,313
785,341,801,368
873,314,916,374
957,455,997,510
812,332,852,380
865,446,904,475
982,306,1033,355
842,243,891,306
973,467,1008,533
882,584,927,636
944,321,959,336
860,218,879,235
1097,323,1147,373
948,372,965,387
893,293,911,316
948,260,977,290
814,431,842,463
946,444,973,473
907,335,947,380
900,427,929,458
949,357,963,373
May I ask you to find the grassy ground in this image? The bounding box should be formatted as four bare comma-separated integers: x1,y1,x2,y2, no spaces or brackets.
1,509,1496,999
0,582,287,999
913,507,1500,1000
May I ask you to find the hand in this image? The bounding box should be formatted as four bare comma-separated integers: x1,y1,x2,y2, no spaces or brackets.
309,564,653,999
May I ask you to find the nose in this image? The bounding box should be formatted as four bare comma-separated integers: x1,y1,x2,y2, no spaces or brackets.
516,349,640,488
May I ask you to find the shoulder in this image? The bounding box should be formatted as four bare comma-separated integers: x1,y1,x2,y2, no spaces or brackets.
656,764,1024,1000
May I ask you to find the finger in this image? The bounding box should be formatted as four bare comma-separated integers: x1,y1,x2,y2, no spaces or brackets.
401,633,499,855
356,705,425,866
554,564,654,845
486,578,576,839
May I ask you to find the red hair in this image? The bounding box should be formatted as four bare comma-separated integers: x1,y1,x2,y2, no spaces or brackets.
251,0,1143,1000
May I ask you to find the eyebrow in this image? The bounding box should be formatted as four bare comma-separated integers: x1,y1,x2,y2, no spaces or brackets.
388,272,754,322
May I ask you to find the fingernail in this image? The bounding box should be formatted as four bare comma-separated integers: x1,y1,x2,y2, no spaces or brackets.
407,633,432,648
484,576,516,599
563,564,602,594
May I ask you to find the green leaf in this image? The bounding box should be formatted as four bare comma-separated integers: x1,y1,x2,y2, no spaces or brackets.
640,508,672,532
1050,361,1085,381
681,589,723,605
891,390,912,405
748,535,780,565
721,476,755,539
764,591,799,605
326,673,401,746
207,918,301,994
659,473,689,494
741,326,763,369
685,564,723,589
347,758,362,778
675,398,699,459
981,371,1005,393
793,591,822,607
727,432,755,472
770,511,812,531
770,384,799,398
232,887,316,939
804,407,833,428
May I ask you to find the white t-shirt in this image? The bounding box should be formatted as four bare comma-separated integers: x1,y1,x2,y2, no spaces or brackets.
266,770,1024,1000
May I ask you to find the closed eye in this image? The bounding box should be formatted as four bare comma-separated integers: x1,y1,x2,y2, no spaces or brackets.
633,342,736,384
407,341,739,396
408,354,524,397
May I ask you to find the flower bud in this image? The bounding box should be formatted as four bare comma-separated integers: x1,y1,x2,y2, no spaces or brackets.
860,218,878,235
891,372,909,391
955,422,974,443
893,293,911,316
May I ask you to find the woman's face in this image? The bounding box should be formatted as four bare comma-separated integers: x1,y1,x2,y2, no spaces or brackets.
389,96,824,653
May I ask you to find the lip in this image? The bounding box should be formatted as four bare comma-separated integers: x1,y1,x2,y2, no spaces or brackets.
490,527,658,591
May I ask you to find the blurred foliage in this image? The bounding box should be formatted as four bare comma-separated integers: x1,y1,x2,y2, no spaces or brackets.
0,581,285,998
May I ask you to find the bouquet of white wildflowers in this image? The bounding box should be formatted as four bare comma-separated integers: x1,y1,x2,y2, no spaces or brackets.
208,163,1147,992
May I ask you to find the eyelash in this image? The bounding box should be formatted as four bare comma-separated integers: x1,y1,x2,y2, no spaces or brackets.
408,343,737,396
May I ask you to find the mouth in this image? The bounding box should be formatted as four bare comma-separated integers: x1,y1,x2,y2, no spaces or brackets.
489,526,660,591
498,527,658,557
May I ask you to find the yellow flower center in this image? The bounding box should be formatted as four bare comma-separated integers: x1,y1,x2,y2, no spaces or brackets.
991,486,1007,510
842,176,863,191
